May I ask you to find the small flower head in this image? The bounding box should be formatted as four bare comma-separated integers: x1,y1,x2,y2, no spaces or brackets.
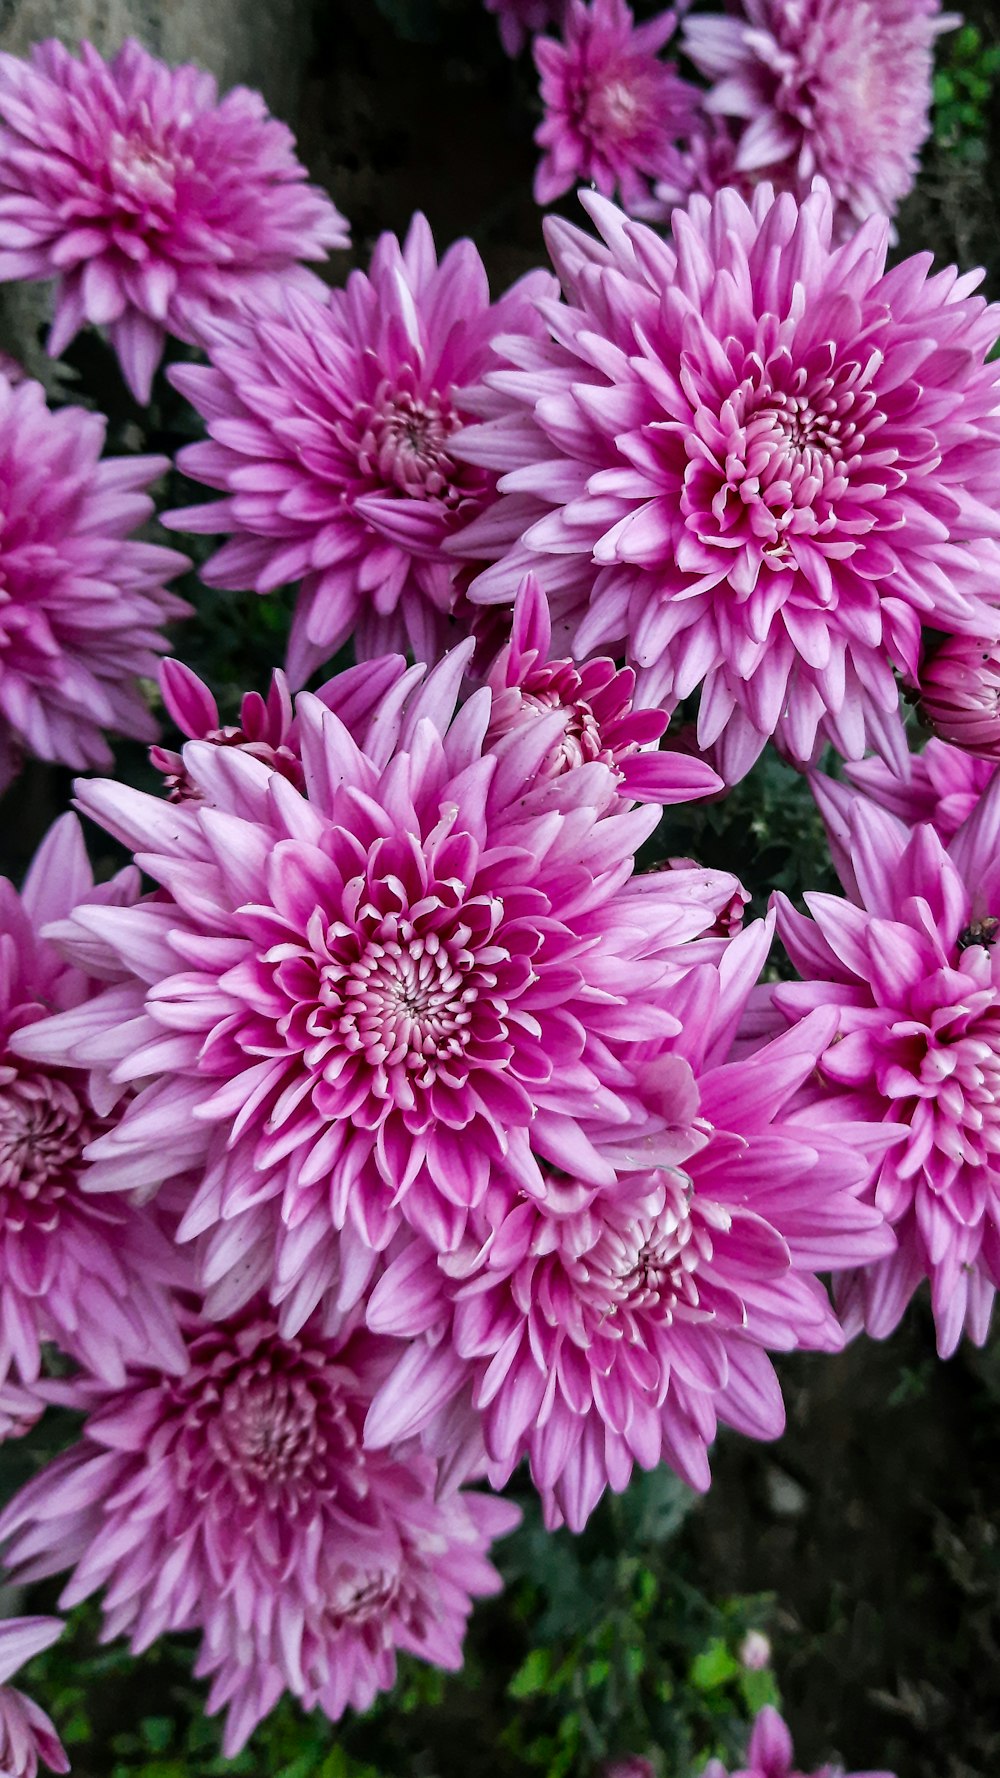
166,215,554,685
0,1617,68,1777
919,634,1000,759
533,0,699,210
699,1704,895,1778
0,373,189,786
0,1311,517,1758
0,38,348,400
683,0,955,240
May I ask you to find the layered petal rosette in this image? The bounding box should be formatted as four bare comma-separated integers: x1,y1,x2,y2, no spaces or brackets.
773,773,1000,1355
700,1703,894,1778
0,816,187,1390
0,1310,516,1758
0,38,348,401
0,1617,68,1777
454,184,1000,782
166,214,556,685
0,373,189,785
365,924,893,1530
683,0,954,241
532,0,699,210
12,649,739,1320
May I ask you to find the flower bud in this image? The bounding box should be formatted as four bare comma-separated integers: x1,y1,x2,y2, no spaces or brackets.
919,635,1000,759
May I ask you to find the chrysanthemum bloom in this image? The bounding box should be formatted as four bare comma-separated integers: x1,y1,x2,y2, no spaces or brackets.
165,216,555,686
918,634,1000,759
486,0,566,56
682,0,954,241
0,38,348,403
0,815,187,1387
13,646,740,1321
454,184,1000,782
483,574,722,806
700,1704,894,1778
844,741,996,843
0,1312,516,1759
773,773,1000,1355
0,372,189,787
0,1617,68,1777
365,922,894,1530
532,0,699,209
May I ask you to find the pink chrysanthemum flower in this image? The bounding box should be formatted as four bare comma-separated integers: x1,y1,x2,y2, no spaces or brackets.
773,772,1000,1356
0,815,187,1389
918,634,1000,759
12,648,743,1318
532,0,699,210
844,741,996,843
0,38,348,403
454,185,1000,782
0,372,189,788
700,1704,894,1778
683,0,955,241
165,215,555,686
0,1311,517,1758
365,923,893,1530
0,1617,68,1777
486,0,567,56
482,574,722,806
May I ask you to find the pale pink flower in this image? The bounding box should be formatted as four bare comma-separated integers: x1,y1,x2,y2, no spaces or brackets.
0,373,189,786
0,1311,516,1758
700,1703,894,1778
683,0,955,241
364,922,893,1530
165,214,555,686
532,0,699,210
599,1761,655,1778
844,743,996,844
486,0,567,57
482,574,722,806
0,1617,68,1777
647,116,760,224
12,649,741,1320
0,816,187,1389
918,634,1000,759
774,773,1000,1355
454,185,1000,782
0,38,348,402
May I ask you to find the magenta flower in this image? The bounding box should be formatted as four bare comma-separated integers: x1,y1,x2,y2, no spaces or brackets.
0,1310,516,1758
700,1704,894,1778
0,1617,68,1777
166,214,554,685
365,922,893,1530
455,185,1000,782
844,741,996,844
486,0,567,57
12,648,740,1323
918,634,1000,759
0,373,189,786
0,38,348,402
532,0,699,210
773,774,1000,1355
0,815,187,1390
151,659,304,800
482,574,722,806
683,0,955,241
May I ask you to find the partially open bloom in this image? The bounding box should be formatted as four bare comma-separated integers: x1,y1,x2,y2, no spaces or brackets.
918,635,1000,759
482,574,723,806
700,1703,895,1778
0,38,348,401
0,1311,517,1758
365,924,893,1530
455,185,1000,782
774,774,1000,1355
0,1617,68,1777
151,660,304,800
533,0,699,210
486,0,567,56
683,0,954,240
844,741,996,843
0,374,189,786
166,214,554,685
0,816,186,1388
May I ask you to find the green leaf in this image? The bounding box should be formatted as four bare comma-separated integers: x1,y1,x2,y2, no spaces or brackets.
509,1647,553,1699
690,1639,741,1691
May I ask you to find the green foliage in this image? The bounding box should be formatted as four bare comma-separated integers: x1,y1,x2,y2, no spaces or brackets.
933,23,1000,161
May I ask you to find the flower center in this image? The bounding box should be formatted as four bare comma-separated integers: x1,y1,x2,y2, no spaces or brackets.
584,1176,719,1324
585,74,645,142
107,130,179,214
215,1368,321,1485
356,381,461,501
0,1068,88,1224
322,925,477,1074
